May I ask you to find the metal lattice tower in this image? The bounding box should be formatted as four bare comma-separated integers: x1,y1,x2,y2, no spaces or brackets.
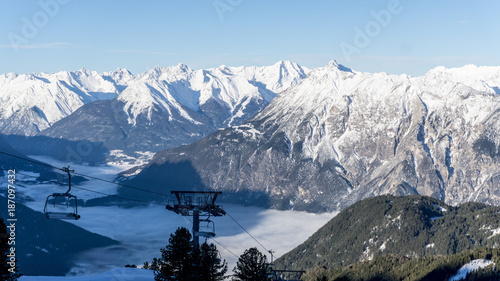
166,191,226,246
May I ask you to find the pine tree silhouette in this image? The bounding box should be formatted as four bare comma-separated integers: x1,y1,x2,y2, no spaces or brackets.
233,247,269,281
155,227,195,281
198,242,228,281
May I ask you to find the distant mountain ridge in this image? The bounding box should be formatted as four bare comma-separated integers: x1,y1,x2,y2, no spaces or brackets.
0,68,124,135
1,61,308,157
120,61,500,211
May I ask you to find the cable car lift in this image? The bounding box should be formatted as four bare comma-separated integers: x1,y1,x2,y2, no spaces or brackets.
44,166,81,220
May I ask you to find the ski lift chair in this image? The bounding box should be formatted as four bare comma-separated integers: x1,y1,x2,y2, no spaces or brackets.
44,166,81,220
44,192,80,220
196,218,216,238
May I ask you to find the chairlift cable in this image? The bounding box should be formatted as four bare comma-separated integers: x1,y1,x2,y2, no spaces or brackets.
71,170,173,198
0,150,174,199
225,211,288,269
225,212,271,253
209,238,240,259
0,167,165,206
0,150,62,170
1,151,285,264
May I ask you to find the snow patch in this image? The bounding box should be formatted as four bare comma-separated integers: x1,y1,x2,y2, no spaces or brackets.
480,225,500,239
449,259,494,281
433,204,447,212
361,247,374,261
107,150,155,166
234,124,263,140
379,241,387,251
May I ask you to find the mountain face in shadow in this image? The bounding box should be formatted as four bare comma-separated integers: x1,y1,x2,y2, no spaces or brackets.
0,201,118,276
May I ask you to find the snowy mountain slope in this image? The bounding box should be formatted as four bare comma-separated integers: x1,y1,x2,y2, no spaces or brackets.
0,69,128,136
33,61,308,155
117,60,308,128
121,61,500,212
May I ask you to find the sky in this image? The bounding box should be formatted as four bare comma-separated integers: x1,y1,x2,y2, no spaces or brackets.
0,0,499,76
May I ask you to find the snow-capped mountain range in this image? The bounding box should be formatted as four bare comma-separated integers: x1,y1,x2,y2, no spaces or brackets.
0,61,308,155
3,59,500,211
122,61,500,211
0,68,124,135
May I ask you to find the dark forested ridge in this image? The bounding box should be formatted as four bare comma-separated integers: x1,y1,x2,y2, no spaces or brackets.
303,248,500,281
0,200,118,276
278,195,500,272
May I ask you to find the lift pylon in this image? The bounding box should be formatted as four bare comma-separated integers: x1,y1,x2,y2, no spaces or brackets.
166,191,225,246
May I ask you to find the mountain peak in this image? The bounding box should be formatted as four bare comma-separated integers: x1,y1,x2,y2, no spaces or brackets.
175,62,190,72
113,67,133,75
274,60,295,67
327,59,340,67
77,67,89,73
0,73,18,80
326,59,353,73
218,64,229,70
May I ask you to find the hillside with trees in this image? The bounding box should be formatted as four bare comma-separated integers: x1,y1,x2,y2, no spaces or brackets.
278,195,500,271
303,248,500,281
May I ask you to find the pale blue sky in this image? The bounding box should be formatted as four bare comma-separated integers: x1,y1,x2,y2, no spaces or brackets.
0,0,498,76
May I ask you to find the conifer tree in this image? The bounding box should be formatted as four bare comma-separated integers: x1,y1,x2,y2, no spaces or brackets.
155,227,196,281
153,227,228,281
150,257,160,271
233,247,269,281
198,242,228,281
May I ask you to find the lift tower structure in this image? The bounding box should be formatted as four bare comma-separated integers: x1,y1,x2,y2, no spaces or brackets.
166,191,226,246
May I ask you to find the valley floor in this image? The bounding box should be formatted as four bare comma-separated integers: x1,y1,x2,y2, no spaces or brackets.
12,156,336,277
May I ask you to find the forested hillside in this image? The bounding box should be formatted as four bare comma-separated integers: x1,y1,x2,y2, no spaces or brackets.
303,248,500,281
279,195,500,271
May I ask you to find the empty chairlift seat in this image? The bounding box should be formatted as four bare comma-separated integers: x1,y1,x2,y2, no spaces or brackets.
43,166,81,220
44,192,80,220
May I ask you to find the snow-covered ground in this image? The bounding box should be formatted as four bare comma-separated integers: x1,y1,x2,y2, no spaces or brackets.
20,268,153,281
449,259,495,281
15,156,336,278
